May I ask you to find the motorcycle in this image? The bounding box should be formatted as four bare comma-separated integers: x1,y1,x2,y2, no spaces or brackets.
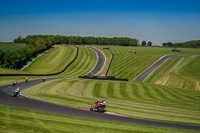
11,87,20,97
90,100,106,112
13,81,17,87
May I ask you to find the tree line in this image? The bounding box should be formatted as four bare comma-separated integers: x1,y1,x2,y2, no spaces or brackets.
1,35,56,69
162,40,200,48
14,35,140,46
1,35,140,69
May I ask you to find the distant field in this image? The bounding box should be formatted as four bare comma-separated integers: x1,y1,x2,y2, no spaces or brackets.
0,104,193,133
0,42,26,52
22,78,200,125
155,56,200,90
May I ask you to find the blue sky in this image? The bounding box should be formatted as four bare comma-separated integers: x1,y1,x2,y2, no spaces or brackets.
0,0,200,45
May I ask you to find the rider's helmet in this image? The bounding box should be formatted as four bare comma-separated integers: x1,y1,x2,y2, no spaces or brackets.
101,100,106,104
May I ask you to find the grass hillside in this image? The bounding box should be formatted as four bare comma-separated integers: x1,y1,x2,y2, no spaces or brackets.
53,46,97,77
23,45,76,74
155,56,200,90
145,56,183,83
0,104,194,133
106,46,200,80
0,43,26,52
22,78,200,125
0,68,28,74
179,56,200,80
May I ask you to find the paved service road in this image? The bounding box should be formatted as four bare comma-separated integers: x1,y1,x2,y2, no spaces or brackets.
0,79,200,131
134,55,176,81
88,47,105,75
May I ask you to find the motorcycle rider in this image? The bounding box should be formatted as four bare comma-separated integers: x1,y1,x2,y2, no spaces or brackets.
97,100,106,108
11,87,20,97
13,81,17,86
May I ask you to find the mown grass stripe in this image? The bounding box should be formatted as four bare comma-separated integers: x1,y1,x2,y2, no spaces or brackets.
107,82,114,97
120,82,128,98
93,82,102,97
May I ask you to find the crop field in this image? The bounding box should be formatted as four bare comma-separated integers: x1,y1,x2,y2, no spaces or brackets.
0,43,26,52
0,104,194,133
22,78,200,125
105,46,200,80
155,56,200,90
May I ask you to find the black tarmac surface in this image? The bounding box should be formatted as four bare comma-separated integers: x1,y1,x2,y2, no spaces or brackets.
134,55,176,81
88,47,105,75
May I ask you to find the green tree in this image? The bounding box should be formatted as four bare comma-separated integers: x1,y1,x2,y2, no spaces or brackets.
0,50,4,66
141,41,146,46
14,35,24,43
35,38,47,51
147,41,152,47
162,42,167,47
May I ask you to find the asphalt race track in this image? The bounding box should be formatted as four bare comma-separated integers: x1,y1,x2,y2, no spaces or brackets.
88,47,105,75
1,79,200,131
134,55,176,81
1,50,200,131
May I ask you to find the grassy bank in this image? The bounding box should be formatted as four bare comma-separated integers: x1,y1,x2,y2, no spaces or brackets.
145,56,183,83
155,56,200,90
53,46,97,77
0,104,197,133
23,45,76,74
106,46,200,80
22,78,200,125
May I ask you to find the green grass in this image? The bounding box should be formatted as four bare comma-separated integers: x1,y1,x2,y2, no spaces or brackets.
0,45,97,78
52,46,97,77
0,43,26,52
106,46,200,80
23,45,76,74
0,45,97,86
155,56,200,90
1,104,195,133
1,46,200,132
22,78,200,126
179,56,200,80
145,56,183,83
0,68,28,74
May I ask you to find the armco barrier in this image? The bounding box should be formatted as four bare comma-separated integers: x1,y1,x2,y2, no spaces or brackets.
105,54,114,76
0,46,79,76
79,75,128,81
